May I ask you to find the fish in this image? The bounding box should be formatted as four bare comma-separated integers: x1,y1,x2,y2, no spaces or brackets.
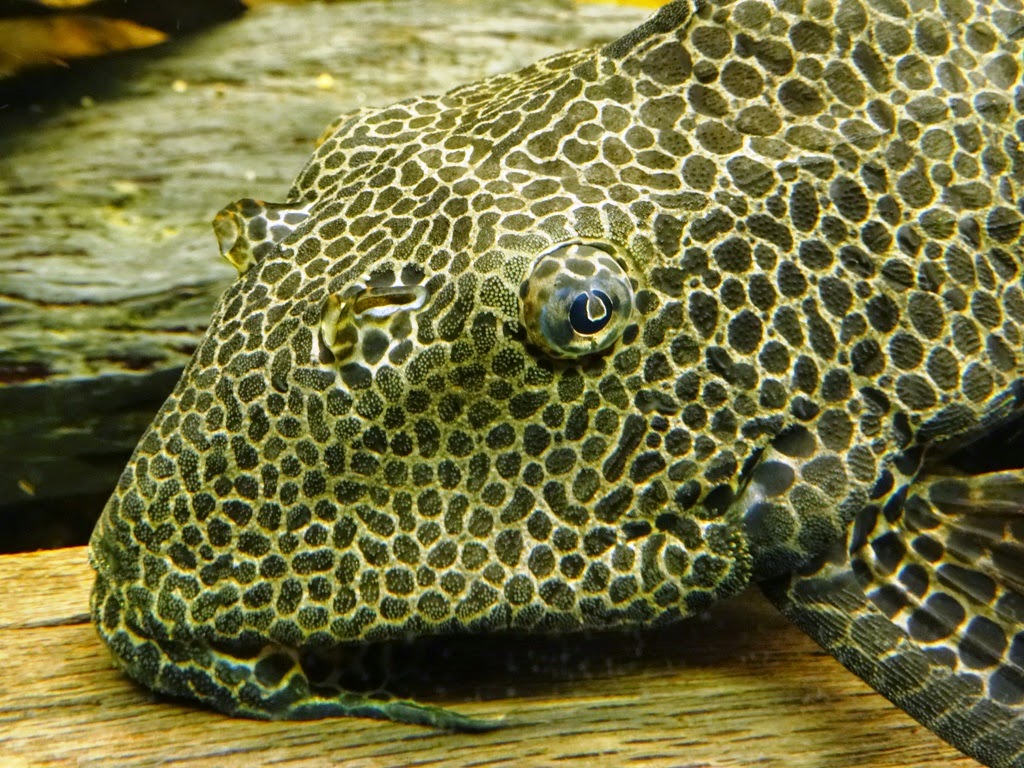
88,1,1024,764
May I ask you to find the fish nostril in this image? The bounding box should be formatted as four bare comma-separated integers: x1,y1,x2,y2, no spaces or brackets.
351,286,428,318
314,284,428,366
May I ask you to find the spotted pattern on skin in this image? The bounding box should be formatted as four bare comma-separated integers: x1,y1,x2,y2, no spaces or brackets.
89,0,1024,762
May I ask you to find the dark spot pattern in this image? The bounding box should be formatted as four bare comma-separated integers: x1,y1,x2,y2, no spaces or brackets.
88,0,1024,761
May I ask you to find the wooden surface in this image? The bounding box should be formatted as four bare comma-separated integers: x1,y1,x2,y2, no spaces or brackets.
0,546,979,767
0,0,655,548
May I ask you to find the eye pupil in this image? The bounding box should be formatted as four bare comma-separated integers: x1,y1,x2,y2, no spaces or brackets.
569,290,613,335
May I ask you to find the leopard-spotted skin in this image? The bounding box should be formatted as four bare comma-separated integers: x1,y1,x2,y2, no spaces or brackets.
89,1,1024,764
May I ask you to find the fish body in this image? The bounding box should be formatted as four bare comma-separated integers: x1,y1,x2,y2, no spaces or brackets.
89,1,1024,764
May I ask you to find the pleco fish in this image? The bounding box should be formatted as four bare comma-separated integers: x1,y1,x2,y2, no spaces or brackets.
88,1,1024,765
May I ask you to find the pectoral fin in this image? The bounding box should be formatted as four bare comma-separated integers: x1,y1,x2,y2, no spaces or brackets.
762,469,1024,768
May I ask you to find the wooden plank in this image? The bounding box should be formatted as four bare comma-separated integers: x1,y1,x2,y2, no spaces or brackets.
0,547,978,767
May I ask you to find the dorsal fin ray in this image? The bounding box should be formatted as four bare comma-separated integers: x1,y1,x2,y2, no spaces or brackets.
212,198,310,275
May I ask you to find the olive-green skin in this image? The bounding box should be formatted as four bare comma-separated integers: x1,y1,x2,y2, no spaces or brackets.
90,1,1024,764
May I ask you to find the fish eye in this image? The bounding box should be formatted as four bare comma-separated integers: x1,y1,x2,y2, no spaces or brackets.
568,289,614,335
520,242,633,359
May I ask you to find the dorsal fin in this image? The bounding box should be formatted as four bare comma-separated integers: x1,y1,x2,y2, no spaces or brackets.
212,198,309,275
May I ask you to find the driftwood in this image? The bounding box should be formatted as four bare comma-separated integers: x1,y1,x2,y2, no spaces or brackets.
0,0,246,79
0,545,978,767
0,0,245,33
0,0,654,548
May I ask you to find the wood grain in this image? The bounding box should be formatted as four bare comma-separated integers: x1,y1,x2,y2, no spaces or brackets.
0,546,980,767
